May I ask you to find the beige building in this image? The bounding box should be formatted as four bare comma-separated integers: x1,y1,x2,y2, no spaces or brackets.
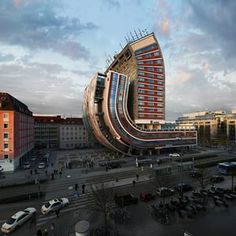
176,110,236,146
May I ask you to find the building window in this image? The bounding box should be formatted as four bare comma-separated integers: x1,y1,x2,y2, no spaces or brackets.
4,154,8,159
4,143,8,149
3,133,8,139
3,113,8,118
4,123,8,128
148,85,155,89
154,51,160,56
148,91,155,95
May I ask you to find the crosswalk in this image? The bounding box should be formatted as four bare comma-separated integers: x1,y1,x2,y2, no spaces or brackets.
37,191,117,226
43,167,152,199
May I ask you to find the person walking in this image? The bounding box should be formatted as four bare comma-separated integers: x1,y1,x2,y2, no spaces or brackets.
75,183,78,192
82,184,85,194
136,174,139,181
132,180,136,187
55,209,60,218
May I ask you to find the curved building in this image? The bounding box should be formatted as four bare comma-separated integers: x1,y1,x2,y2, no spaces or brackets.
83,33,197,155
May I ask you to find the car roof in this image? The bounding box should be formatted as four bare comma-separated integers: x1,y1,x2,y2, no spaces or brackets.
12,211,26,219
48,198,60,204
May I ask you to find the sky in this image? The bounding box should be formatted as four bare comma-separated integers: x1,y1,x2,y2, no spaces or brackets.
0,0,236,121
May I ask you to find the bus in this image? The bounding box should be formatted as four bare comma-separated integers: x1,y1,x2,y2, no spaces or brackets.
217,162,236,175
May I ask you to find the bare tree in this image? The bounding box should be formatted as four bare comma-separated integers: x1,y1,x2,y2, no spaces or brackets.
91,183,114,236
194,167,209,190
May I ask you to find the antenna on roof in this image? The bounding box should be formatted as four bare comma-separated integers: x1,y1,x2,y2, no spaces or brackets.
134,30,139,39
144,29,149,35
119,43,123,50
108,55,113,62
138,28,143,37
130,32,135,41
124,36,129,43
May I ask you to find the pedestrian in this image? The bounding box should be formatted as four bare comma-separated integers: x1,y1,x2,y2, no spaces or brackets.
132,180,136,187
55,209,60,218
30,169,33,175
51,173,54,180
82,184,85,194
75,183,78,192
136,174,139,181
45,169,48,176
59,171,62,177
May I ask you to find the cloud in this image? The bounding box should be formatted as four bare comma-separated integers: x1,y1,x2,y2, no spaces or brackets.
158,17,170,36
0,0,97,60
188,0,236,58
0,61,92,116
0,53,15,62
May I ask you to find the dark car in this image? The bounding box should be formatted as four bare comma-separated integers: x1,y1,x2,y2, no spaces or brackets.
189,170,202,178
210,175,224,183
175,183,193,193
107,162,121,169
140,192,156,202
115,194,138,207
156,187,175,197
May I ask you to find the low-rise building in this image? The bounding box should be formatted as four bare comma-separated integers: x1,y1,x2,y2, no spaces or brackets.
59,118,89,149
176,110,236,146
34,115,62,149
34,115,99,150
0,93,34,171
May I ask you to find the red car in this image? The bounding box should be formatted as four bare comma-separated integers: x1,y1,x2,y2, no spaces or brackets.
140,192,156,202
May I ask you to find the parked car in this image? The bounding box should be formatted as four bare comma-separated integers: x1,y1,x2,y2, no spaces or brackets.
41,198,69,215
156,187,175,197
115,194,138,207
175,183,193,193
140,192,156,202
189,170,202,178
210,175,225,183
169,153,180,158
23,162,30,170
1,208,36,233
38,162,46,169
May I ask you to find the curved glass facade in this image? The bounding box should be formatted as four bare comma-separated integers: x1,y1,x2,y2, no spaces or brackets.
83,33,197,155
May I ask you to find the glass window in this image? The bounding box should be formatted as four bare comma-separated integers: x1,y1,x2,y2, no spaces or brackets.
145,54,151,59
138,71,144,76
4,133,8,139
4,123,8,128
138,84,144,88
4,143,8,148
137,61,144,65
148,85,155,89
148,91,155,95
3,113,8,118
4,154,8,159
154,51,160,56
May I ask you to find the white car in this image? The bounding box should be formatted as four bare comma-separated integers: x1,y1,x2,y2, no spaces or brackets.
41,198,69,215
23,162,30,169
169,153,180,158
38,162,46,169
1,208,36,233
